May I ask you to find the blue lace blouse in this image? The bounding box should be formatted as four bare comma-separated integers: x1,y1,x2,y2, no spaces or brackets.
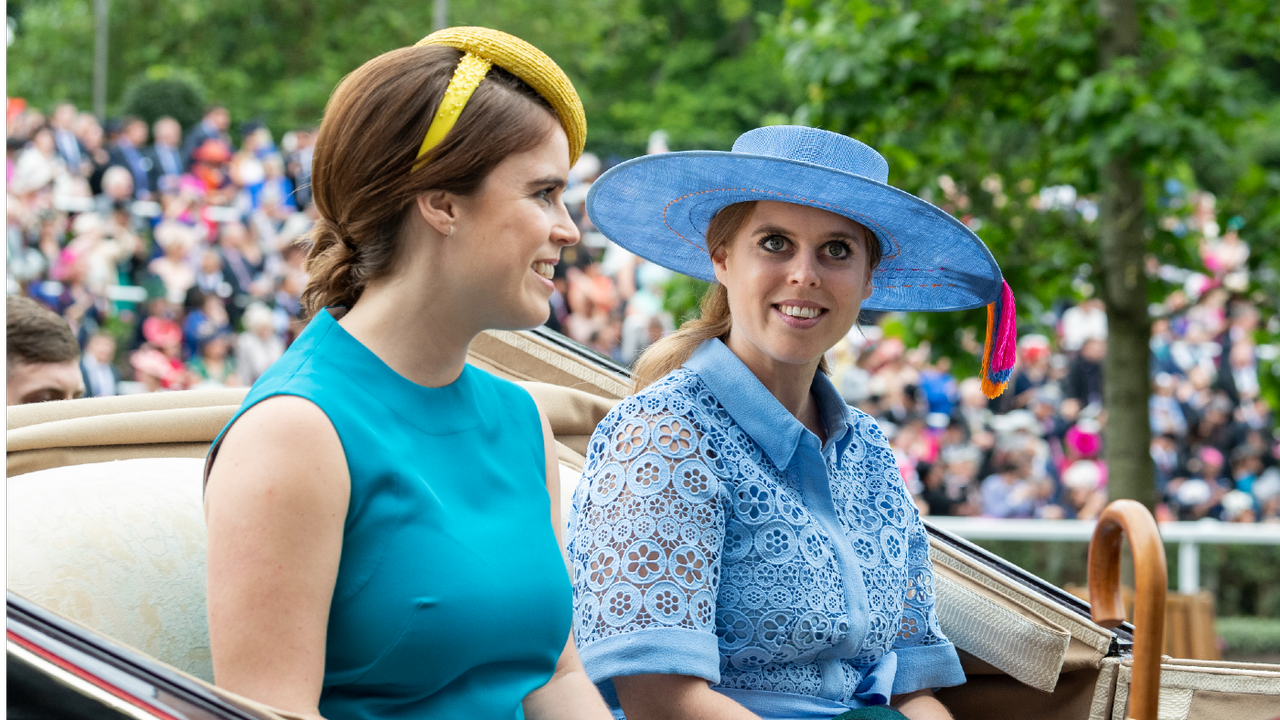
567,338,965,719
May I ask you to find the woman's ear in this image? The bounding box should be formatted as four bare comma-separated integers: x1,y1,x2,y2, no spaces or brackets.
711,247,730,286
861,234,877,302
414,191,459,238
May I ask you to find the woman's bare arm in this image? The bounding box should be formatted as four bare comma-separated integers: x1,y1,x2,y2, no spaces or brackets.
891,689,953,720
614,674,761,720
205,395,349,720
521,406,612,720
523,634,612,720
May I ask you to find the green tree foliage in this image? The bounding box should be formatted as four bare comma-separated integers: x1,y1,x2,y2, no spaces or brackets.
119,67,208,129
6,0,799,152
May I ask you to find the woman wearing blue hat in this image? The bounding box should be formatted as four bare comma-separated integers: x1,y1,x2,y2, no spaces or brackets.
566,126,1017,720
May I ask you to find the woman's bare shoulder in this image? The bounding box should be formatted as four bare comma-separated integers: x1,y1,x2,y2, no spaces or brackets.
207,394,349,511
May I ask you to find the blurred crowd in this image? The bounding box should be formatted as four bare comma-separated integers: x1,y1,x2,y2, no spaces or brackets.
543,133,679,367
827,193,1277,523
8,102,1276,524
7,99,315,394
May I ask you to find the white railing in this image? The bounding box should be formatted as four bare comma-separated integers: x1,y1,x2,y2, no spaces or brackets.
926,516,1280,595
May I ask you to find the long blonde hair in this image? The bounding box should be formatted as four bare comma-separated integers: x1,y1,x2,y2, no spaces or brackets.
630,201,882,391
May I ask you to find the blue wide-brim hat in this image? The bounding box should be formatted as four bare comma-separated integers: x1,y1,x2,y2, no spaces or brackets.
586,125,1002,313
586,125,1018,398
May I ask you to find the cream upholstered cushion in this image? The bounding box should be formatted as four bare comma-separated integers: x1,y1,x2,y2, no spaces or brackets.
8,457,213,681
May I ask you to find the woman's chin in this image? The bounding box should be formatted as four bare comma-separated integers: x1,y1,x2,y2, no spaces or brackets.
492,302,551,332
761,335,840,367
760,345,829,368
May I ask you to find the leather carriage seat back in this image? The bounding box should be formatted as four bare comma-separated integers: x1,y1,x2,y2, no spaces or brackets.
8,458,217,681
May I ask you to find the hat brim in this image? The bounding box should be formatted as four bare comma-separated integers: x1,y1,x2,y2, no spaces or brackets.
586,151,1002,312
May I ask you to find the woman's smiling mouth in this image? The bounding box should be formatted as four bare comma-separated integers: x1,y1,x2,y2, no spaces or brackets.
773,302,827,327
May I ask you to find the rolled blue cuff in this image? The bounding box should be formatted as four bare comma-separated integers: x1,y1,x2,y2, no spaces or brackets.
578,628,721,708
889,642,966,695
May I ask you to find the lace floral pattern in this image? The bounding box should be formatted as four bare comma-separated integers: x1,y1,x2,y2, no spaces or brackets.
567,368,952,704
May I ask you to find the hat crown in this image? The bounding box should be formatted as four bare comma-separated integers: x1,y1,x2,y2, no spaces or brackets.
732,126,889,184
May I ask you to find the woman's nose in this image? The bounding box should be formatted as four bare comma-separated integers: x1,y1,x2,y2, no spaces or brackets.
554,201,581,246
786,252,821,287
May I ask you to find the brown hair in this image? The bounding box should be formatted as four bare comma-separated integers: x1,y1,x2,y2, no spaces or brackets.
631,201,883,391
6,295,80,373
301,45,559,315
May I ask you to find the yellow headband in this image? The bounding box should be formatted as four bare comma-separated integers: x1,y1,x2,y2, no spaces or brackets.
413,27,586,170
412,52,492,172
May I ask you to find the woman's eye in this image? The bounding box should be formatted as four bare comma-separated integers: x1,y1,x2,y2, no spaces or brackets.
761,235,787,252
827,242,851,259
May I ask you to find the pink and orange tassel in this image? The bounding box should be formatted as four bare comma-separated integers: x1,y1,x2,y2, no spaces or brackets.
980,281,1017,399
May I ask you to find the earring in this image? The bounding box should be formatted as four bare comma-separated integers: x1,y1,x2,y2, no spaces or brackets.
448,225,455,237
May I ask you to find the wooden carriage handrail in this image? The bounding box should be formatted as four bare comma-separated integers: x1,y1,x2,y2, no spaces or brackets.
1088,499,1168,720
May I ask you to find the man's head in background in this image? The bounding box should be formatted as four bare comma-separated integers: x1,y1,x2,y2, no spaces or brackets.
7,295,85,405
121,116,149,147
154,116,181,148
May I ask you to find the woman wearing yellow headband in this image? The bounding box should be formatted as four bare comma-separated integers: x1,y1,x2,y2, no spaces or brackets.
204,28,609,720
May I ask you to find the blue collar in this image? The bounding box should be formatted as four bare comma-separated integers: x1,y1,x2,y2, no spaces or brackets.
684,338,852,471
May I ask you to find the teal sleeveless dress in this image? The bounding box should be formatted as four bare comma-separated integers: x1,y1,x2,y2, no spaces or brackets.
208,309,571,720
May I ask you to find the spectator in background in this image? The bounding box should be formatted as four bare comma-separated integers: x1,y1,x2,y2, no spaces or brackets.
1255,469,1280,522
6,295,85,405
981,448,1037,518
1002,334,1051,411
1059,297,1107,352
1220,340,1260,406
216,221,267,322
95,165,135,216
1065,337,1106,407
182,289,232,359
12,125,63,196
131,316,189,391
229,123,271,191
81,332,119,397
1060,460,1107,520
50,102,86,177
1220,488,1256,522
182,105,232,169
952,377,995,452
149,221,199,303
77,112,112,195
919,355,957,416
148,116,185,194
234,302,283,385
247,154,297,219
188,330,238,388
184,139,236,206
1151,433,1184,496
1150,372,1188,438
107,116,152,199
285,127,315,208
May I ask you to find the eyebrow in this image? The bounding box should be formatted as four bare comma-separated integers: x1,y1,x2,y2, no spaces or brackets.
752,224,864,243
526,175,566,191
